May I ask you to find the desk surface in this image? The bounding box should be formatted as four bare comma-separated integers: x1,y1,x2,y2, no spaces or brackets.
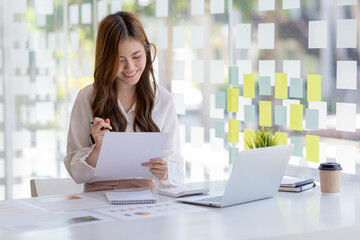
1,180,360,240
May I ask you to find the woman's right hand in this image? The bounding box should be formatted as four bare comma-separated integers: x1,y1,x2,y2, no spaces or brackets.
90,117,112,149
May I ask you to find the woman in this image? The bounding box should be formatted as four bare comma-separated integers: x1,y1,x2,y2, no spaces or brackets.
64,11,184,192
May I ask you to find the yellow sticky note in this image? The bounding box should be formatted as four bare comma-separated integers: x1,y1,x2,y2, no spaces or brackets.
259,101,272,127
228,119,239,143
307,75,321,101
275,132,288,145
275,73,288,99
290,104,303,131
306,135,319,162
243,74,255,98
244,129,255,149
227,88,239,113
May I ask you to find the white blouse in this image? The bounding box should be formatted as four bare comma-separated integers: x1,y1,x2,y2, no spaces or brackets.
64,84,184,186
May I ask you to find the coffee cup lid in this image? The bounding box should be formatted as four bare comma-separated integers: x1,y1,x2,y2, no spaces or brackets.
318,162,342,171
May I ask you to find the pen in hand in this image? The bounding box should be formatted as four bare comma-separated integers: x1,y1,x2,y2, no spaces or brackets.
90,120,112,131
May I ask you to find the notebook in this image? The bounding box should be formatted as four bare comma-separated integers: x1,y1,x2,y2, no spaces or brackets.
158,185,209,198
177,144,294,208
105,189,156,205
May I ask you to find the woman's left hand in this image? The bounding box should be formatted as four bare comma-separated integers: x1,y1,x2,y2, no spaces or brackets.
141,158,168,181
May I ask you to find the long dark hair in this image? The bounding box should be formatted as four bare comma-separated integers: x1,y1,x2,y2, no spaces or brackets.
92,11,160,132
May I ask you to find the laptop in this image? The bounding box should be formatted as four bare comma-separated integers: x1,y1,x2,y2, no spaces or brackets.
177,144,294,208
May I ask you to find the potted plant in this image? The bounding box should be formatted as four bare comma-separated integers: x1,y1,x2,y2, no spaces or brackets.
245,126,279,149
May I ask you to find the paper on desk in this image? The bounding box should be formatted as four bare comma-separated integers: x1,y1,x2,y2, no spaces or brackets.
94,132,169,179
0,210,113,233
0,200,47,218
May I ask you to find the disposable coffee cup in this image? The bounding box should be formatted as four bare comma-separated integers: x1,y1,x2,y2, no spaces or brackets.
318,162,342,194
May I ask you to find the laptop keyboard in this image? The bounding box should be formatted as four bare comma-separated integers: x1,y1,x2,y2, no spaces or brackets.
198,195,223,203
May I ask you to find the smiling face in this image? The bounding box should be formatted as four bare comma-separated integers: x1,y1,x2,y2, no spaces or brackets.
116,38,147,90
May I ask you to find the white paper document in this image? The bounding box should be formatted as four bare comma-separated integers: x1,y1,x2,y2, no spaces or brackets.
94,132,169,179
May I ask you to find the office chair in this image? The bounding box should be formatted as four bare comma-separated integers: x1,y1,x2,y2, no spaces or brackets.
30,178,84,197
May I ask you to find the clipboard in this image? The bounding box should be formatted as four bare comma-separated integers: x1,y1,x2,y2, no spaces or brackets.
93,132,169,179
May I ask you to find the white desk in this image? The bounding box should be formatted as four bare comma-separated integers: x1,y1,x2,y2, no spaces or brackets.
1,180,360,240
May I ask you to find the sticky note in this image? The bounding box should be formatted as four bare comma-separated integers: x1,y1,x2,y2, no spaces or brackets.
191,26,204,49
337,0,357,6
36,102,55,123
9,0,27,14
210,60,224,84
337,19,357,48
210,128,224,152
210,0,224,14
336,102,356,132
81,3,92,24
336,145,356,174
305,109,319,130
215,121,225,138
173,26,185,48
244,105,256,123
259,60,275,85
291,137,303,157
309,20,328,48
229,147,239,164
244,129,255,150
237,97,252,121
110,1,122,13
258,0,275,11
81,59,91,77
210,94,224,119
258,23,275,49
306,135,319,163
229,66,239,85
307,75,321,101
173,93,185,115
215,91,226,109
236,24,251,49
191,0,205,15
259,76,271,96
290,104,303,131
337,61,357,89
192,60,204,83
275,73,288,99
308,101,327,129
237,60,252,85
283,60,301,85
228,88,239,113
69,4,79,25
156,0,168,17
97,2,108,22
290,78,304,98
34,0,53,14
275,132,288,145
283,0,300,9
228,119,239,143
259,101,272,127
275,106,287,126
172,60,185,80
191,126,204,148
156,27,168,49
243,74,255,98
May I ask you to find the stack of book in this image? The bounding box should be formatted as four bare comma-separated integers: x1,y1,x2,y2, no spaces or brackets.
279,177,316,192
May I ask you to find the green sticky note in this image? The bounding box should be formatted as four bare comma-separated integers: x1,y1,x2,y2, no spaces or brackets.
244,105,255,123
228,119,239,143
259,101,272,127
290,77,303,98
275,132,288,145
305,109,319,130
306,135,319,163
227,88,239,113
215,91,226,109
307,75,321,101
229,66,239,85
275,106,287,126
291,137,303,157
275,73,288,99
290,104,303,131
215,121,225,138
243,74,255,98
259,76,271,96
244,129,255,150
229,147,239,164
